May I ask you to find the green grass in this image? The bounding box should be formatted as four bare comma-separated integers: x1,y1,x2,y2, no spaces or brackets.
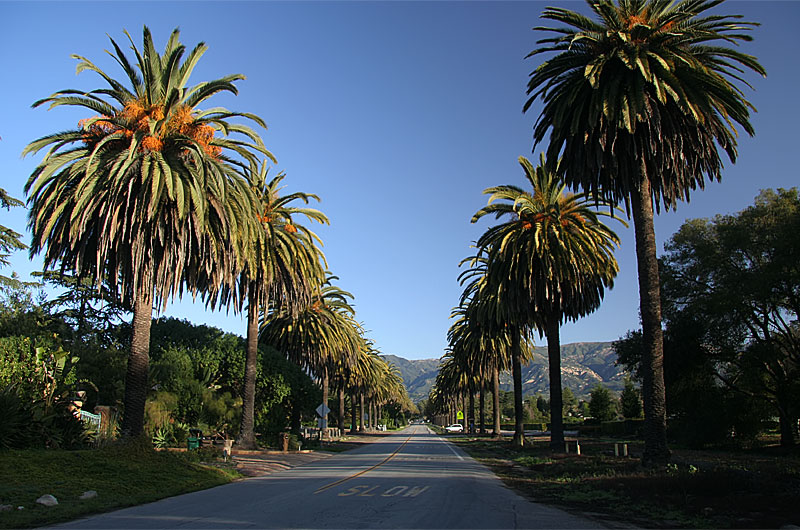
0,444,240,529
454,436,800,529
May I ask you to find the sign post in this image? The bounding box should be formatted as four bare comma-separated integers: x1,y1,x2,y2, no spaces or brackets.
315,403,331,442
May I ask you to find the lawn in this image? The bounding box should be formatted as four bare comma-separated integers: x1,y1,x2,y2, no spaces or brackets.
0,444,240,529
453,435,800,529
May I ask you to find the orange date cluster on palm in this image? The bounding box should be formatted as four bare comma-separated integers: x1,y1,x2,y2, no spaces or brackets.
78,100,222,157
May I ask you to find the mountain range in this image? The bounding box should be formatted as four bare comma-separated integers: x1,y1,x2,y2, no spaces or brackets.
383,341,625,403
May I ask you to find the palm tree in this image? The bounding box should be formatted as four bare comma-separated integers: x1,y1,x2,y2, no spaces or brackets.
261,279,361,438
23,27,269,437
456,251,532,446
331,333,369,433
447,303,507,435
204,162,328,448
472,155,621,451
524,0,764,465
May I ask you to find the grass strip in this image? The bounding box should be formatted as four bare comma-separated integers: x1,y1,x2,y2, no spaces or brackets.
454,436,800,529
0,445,240,529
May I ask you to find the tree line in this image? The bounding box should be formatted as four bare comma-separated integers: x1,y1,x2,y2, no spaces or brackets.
429,0,767,465
2,26,412,449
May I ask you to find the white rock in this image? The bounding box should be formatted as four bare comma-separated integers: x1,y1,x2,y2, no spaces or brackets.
17,506,24,510
79,490,98,500
35,494,58,507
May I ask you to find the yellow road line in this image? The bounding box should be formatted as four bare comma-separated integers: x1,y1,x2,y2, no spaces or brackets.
313,433,414,494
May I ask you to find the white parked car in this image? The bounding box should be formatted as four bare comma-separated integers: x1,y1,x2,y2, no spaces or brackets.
445,424,464,433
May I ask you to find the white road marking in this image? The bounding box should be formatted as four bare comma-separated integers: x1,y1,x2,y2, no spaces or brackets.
443,439,465,461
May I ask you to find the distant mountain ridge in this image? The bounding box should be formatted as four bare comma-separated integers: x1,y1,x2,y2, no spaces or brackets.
382,341,624,403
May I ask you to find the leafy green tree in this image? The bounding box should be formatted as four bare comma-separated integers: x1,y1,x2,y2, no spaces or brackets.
656,188,800,446
0,188,26,289
589,384,617,422
562,387,578,418
525,0,765,465
24,27,269,437
615,322,767,447
620,377,643,419
536,394,550,419
472,155,621,450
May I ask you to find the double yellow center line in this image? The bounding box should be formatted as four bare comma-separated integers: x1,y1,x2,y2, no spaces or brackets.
313,433,414,494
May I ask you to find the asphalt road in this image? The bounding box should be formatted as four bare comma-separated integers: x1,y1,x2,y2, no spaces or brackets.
56,425,602,529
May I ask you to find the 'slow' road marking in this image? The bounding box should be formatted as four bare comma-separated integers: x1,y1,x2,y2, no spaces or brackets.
337,485,430,497
313,434,413,494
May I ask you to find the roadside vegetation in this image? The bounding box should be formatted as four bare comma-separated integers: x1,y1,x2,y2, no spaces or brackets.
454,435,800,529
0,444,238,529
0,24,413,527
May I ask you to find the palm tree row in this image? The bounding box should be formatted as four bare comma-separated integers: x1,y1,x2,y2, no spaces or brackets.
431,156,621,449
523,0,764,465
22,26,409,443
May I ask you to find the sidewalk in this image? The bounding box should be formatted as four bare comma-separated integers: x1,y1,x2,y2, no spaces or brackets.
231,449,333,477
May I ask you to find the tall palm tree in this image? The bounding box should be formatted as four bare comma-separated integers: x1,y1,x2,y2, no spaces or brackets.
524,0,764,465
472,155,621,450
23,27,269,437
204,162,328,448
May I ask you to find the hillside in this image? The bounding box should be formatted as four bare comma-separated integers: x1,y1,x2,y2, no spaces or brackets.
381,354,441,403
383,342,624,403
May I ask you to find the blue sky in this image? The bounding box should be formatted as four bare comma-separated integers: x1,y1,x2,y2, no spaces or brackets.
1,1,798,361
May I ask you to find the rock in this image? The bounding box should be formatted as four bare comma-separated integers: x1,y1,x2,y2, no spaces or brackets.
17,506,24,510
79,490,98,500
0,505,12,512
35,494,58,507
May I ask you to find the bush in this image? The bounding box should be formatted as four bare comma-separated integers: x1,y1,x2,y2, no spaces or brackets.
0,384,91,449
600,419,644,438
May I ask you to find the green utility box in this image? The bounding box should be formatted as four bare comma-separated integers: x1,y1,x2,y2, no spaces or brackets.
187,428,203,450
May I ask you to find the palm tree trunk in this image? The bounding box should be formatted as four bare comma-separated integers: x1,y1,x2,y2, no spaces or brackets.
631,179,670,466
468,391,475,434
359,392,365,432
121,286,153,438
350,390,358,434
479,375,486,434
492,363,501,437
511,325,525,447
321,365,329,439
547,316,565,451
238,290,260,449
338,385,346,434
